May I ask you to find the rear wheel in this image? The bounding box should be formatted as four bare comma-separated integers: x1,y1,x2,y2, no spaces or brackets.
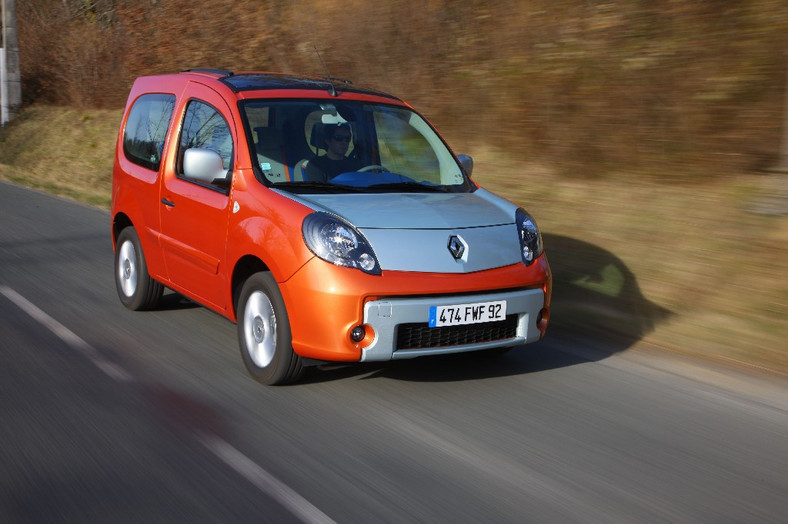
237,272,303,385
115,227,163,310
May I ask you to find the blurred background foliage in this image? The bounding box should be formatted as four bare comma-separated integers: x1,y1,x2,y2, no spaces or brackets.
18,0,788,179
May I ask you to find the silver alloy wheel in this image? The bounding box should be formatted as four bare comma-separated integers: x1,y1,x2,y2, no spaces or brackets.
243,290,277,368
117,239,138,298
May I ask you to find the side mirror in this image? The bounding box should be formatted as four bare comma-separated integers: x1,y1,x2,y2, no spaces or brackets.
457,154,474,177
183,148,227,183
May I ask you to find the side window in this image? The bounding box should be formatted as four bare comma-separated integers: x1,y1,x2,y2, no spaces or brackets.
123,93,176,171
178,99,233,186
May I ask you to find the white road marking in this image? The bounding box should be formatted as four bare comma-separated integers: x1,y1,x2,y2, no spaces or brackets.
197,432,337,524
0,285,134,382
0,285,336,524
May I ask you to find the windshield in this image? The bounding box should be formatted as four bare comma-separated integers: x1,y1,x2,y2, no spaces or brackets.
240,99,474,194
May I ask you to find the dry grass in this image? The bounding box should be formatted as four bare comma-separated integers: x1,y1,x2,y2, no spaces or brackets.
0,106,119,207
1,106,786,376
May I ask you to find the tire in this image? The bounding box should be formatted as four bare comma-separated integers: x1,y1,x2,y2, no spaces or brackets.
237,272,303,385
115,227,163,311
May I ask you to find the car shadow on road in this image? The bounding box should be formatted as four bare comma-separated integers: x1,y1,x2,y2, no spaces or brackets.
155,291,202,311
304,234,672,384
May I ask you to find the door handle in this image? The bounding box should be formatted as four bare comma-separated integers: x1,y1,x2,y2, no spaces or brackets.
161,198,175,207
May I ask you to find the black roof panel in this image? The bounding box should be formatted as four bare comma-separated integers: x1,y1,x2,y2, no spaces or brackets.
216,72,399,100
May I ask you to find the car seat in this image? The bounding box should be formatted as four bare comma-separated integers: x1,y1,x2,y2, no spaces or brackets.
292,123,329,182
255,127,289,182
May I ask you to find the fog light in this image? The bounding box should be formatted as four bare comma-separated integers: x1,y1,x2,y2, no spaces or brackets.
350,325,366,342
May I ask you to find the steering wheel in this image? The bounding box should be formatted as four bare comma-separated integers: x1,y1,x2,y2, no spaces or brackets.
359,165,388,173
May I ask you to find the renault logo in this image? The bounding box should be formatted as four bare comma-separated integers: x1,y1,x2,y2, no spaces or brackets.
447,235,467,261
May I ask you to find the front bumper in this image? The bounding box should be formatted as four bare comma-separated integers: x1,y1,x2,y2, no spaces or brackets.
361,288,545,361
278,255,551,362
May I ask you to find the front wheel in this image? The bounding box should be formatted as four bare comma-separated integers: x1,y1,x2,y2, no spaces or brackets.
115,227,163,311
237,272,303,385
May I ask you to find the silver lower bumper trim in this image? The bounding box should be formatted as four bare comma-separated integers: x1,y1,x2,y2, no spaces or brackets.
360,288,544,362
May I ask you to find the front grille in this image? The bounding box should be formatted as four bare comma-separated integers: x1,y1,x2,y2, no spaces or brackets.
396,315,518,350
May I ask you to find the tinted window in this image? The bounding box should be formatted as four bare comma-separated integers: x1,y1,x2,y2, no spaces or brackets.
123,94,176,171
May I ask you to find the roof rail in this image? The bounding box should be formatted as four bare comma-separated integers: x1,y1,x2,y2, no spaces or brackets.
323,76,353,85
183,69,234,78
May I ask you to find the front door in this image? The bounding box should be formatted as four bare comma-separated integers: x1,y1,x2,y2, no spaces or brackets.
159,82,236,311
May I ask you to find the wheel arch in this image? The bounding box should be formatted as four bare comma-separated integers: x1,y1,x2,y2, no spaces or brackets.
112,212,133,250
231,255,271,321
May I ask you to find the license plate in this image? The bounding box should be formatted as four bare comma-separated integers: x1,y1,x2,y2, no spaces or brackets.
428,300,507,328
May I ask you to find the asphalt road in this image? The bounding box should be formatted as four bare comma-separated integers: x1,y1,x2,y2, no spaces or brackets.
2,180,787,523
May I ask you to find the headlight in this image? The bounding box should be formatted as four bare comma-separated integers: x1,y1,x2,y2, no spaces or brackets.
302,212,381,275
515,208,543,266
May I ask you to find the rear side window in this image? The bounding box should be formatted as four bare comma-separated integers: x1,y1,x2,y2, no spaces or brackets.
123,94,176,171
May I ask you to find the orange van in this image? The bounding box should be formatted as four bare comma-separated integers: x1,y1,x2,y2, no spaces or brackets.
112,70,551,384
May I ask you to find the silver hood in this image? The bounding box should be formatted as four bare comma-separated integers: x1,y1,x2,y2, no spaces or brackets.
292,190,514,229
282,189,523,273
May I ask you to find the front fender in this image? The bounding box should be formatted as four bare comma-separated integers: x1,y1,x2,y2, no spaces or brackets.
225,180,315,284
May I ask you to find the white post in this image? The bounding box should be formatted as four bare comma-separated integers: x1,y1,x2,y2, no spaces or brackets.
1,48,6,125
1,0,20,126
1,0,5,126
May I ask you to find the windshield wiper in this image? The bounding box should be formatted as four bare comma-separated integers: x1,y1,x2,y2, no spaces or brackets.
365,182,449,193
272,181,366,193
